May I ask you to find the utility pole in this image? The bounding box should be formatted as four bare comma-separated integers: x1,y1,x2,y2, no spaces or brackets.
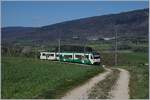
115,29,118,66
58,38,61,61
34,42,36,60
8,47,11,57
58,31,61,62
84,38,86,57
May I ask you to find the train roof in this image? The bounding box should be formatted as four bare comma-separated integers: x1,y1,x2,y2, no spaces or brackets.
40,45,100,54
54,45,93,52
40,51,100,55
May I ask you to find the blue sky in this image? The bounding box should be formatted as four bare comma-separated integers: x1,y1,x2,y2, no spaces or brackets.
2,1,149,27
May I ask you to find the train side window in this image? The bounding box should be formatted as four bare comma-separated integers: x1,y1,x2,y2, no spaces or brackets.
75,55,82,59
42,53,46,56
50,54,54,56
46,54,54,57
56,54,59,57
64,55,73,59
85,55,89,59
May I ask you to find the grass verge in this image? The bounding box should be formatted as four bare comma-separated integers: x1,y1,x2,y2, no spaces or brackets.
119,65,149,99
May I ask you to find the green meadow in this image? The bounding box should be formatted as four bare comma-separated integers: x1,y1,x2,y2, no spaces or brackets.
118,52,149,99
2,57,104,99
2,41,149,99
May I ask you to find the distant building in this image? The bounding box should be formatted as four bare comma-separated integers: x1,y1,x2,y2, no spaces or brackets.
87,36,99,41
103,37,115,41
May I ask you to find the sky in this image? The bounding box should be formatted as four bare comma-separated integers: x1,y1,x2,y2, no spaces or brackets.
1,1,149,27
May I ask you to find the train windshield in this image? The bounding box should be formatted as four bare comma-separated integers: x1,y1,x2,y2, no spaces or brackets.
93,55,100,59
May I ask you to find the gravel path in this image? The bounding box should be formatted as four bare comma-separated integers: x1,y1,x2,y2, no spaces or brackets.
61,67,112,99
61,67,130,99
110,68,130,99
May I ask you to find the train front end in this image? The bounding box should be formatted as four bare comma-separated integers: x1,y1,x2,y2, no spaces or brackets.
91,52,101,65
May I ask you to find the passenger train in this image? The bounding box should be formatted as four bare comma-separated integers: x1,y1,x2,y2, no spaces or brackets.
40,52,101,65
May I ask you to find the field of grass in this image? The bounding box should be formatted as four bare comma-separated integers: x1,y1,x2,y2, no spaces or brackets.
117,52,149,99
2,56,104,99
101,52,148,66
88,42,112,51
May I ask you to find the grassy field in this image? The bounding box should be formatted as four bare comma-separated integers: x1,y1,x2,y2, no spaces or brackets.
88,42,112,51
2,56,104,99
117,52,149,99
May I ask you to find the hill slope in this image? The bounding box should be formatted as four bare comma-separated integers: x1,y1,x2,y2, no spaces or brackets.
2,8,148,44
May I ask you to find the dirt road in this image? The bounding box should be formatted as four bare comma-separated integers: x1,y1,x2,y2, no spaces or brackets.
61,67,111,99
61,67,130,99
110,68,130,99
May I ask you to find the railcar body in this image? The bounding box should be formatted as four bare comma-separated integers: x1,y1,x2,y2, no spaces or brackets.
40,52,101,65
